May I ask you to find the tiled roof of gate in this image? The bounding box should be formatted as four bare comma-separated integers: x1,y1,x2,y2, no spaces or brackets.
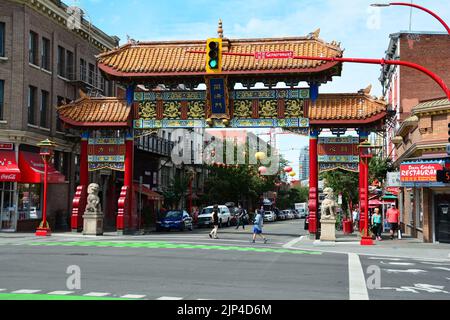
97,36,343,76
309,93,387,121
57,97,130,127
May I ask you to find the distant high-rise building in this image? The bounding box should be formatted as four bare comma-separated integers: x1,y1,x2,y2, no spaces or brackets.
299,146,309,181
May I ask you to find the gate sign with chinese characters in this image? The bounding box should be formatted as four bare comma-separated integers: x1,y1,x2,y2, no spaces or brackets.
318,137,360,172
207,77,229,118
88,138,126,172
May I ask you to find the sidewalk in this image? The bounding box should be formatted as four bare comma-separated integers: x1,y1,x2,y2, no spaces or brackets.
292,231,450,261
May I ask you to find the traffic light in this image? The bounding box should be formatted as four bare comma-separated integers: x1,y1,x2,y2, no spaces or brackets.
206,38,222,73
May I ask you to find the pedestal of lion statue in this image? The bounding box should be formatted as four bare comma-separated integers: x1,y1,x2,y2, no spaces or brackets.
83,183,104,236
320,219,336,242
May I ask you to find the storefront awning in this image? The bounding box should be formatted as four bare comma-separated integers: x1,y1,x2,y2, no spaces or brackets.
0,151,21,182
134,183,163,201
19,151,66,184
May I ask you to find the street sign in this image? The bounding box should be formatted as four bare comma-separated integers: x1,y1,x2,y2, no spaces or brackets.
255,51,294,60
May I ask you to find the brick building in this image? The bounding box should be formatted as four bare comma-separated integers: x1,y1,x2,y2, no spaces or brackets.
380,31,450,243
0,0,119,232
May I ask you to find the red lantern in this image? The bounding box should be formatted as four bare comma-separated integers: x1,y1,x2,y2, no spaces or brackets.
284,167,293,173
259,166,268,174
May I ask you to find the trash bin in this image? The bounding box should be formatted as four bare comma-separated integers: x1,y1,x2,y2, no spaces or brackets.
343,219,353,234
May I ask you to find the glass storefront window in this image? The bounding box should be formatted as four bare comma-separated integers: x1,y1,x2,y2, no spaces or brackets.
1,182,16,230
417,188,424,229
18,184,41,220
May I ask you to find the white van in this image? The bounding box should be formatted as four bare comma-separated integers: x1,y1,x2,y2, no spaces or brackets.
197,205,231,228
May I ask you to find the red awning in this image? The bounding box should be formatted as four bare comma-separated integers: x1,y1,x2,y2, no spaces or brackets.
134,183,163,201
19,151,66,184
0,151,21,182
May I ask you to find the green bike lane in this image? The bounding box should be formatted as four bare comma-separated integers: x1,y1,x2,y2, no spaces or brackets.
0,238,351,300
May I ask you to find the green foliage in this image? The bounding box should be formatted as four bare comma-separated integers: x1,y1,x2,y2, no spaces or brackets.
320,169,359,215
369,156,394,184
162,174,191,209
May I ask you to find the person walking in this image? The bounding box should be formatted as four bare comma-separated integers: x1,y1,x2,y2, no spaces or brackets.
371,207,383,241
352,208,359,231
252,207,268,244
209,204,220,239
386,203,400,240
235,204,246,230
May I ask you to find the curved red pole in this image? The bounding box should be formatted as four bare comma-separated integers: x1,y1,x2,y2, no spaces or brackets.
293,55,450,100
389,2,450,35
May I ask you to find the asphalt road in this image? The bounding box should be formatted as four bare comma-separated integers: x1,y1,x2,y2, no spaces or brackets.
0,219,449,300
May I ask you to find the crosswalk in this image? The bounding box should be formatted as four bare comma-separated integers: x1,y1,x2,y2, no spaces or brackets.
0,288,210,300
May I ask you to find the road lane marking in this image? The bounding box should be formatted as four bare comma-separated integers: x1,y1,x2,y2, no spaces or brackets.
421,262,450,266
121,294,146,299
11,289,41,294
368,257,402,261
386,262,415,266
47,291,74,295
157,296,183,300
0,289,6,292
384,269,427,274
282,236,304,249
348,253,369,300
83,292,111,297
433,267,450,272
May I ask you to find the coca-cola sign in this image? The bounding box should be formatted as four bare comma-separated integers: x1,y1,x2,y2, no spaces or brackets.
0,143,13,150
0,173,17,181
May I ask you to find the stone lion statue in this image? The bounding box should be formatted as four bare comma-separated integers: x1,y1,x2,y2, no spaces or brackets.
85,183,102,213
321,187,338,220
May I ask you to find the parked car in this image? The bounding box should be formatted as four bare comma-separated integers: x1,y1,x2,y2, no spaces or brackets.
263,211,276,222
298,209,307,219
156,210,193,232
276,210,286,221
197,205,232,228
286,210,295,220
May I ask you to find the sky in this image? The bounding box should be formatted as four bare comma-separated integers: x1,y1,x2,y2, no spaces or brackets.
70,0,450,179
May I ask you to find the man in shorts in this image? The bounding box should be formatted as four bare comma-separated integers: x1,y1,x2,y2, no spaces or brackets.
252,206,268,244
386,203,400,240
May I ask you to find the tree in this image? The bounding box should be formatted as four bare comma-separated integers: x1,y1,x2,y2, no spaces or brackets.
320,169,359,215
162,174,190,209
369,156,394,184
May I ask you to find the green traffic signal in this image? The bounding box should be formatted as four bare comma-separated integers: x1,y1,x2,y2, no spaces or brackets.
208,41,219,69
209,59,218,69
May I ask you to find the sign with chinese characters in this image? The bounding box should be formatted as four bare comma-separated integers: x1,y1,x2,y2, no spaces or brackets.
88,137,126,172
400,161,444,186
207,77,229,119
318,137,360,173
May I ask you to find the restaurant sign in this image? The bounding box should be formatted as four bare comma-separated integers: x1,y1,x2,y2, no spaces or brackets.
400,161,444,186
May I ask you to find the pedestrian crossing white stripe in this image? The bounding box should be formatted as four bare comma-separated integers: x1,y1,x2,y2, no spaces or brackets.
433,267,450,272
157,296,183,300
12,289,41,294
0,289,6,292
348,253,369,301
47,291,74,295
121,294,146,299
83,292,111,297
282,237,304,249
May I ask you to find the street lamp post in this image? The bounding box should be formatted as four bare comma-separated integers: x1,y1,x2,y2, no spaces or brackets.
358,141,381,246
371,2,450,35
36,139,56,237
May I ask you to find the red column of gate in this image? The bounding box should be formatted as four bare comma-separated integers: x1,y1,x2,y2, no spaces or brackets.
358,132,368,232
71,132,89,232
125,135,134,230
308,130,319,235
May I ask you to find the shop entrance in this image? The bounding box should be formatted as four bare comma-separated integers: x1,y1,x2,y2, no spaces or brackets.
0,182,17,231
435,194,450,243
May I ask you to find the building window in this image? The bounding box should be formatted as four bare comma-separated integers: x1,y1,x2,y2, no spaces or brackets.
40,90,49,128
18,183,42,221
0,182,16,229
56,96,65,131
80,59,86,82
66,50,74,80
29,31,38,65
88,63,95,85
0,80,4,120
0,22,5,57
28,86,37,125
41,37,50,71
57,46,65,77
